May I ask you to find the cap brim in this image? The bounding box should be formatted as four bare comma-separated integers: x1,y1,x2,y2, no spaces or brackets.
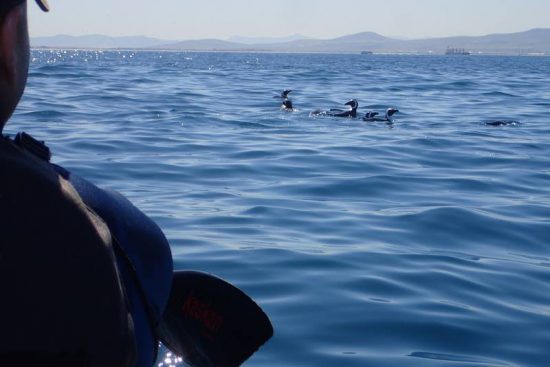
35,0,49,12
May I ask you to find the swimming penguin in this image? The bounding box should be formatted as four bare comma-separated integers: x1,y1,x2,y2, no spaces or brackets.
311,99,359,118
485,120,520,127
274,90,295,111
363,108,399,123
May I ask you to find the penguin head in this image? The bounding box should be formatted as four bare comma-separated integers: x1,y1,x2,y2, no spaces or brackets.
345,99,359,110
386,108,399,119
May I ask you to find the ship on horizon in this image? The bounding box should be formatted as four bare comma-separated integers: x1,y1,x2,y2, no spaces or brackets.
445,47,471,55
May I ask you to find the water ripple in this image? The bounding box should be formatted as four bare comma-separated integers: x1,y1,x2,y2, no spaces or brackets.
8,51,550,367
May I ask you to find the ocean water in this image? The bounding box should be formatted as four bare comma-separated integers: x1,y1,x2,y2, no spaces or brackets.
8,50,550,367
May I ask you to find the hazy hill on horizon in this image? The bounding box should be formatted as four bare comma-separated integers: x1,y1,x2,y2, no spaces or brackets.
31,29,550,55
227,34,311,44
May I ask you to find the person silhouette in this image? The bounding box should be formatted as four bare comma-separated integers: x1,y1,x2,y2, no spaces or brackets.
0,2,172,366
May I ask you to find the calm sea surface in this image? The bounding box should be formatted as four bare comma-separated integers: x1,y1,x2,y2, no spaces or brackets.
8,51,550,366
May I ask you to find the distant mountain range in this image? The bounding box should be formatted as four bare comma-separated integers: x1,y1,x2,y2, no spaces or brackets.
31,29,550,55
227,34,311,44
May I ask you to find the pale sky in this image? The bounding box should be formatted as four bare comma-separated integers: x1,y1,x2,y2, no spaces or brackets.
29,0,550,40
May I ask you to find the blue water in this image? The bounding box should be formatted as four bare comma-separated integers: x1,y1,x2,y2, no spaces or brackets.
8,50,550,367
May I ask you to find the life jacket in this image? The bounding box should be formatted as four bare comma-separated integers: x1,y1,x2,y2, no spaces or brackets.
0,133,138,366
52,150,174,367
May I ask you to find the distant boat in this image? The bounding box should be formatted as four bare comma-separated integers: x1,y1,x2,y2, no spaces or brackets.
360,51,373,55
445,47,471,55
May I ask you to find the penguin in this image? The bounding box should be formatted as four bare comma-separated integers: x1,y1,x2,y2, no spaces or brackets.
485,120,520,127
310,99,359,118
363,108,399,123
274,90,295,111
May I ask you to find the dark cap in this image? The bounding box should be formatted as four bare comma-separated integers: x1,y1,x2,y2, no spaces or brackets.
35,0,50,12
1,0,49,13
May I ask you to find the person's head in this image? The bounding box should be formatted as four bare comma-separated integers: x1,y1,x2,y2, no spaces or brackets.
0,0,49,132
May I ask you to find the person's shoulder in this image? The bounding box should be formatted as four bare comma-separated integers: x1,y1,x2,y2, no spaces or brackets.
0,136,105,239
0,137,137,366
